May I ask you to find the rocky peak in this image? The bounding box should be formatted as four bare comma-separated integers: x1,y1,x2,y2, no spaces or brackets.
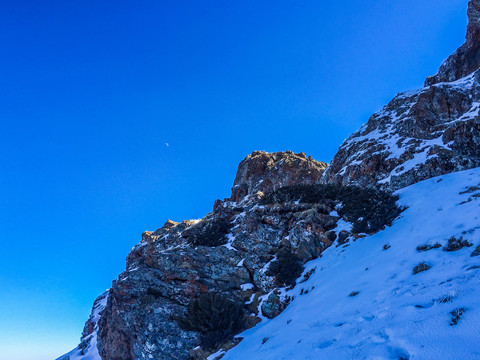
324,1,480,192
425,0,480,86
323,71,480,190
229,151,327,203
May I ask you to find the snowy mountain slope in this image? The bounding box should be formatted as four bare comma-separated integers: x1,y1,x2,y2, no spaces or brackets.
223,168,480,360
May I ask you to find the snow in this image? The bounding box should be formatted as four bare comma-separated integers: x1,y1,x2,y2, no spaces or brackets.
207,349,226,360
329,210,339,217
245,293,256,305
385,135,453,179
392,147,430,176
332,218,352,233
240,283,255,291
56,291,109,360
237,258,245,267
57,166,480,360
223,233,238,251
450,101,480,124
223,168,480,360
433,72,476,90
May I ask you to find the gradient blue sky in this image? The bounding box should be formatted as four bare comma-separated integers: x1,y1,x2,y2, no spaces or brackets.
0,1,468,359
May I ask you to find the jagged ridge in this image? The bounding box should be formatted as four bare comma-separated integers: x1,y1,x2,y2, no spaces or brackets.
58,2,480,360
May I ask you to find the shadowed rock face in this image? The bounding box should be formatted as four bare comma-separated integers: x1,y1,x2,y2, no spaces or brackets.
425,0,480,86
95,151,336,360
229,151,327,203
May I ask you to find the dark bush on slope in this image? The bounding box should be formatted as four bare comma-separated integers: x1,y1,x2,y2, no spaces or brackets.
266,249,304,287
413,262,431,274
188,218,231,247
450,308,466,326
177,293,246,351
443,237,472,252
261,183,402,234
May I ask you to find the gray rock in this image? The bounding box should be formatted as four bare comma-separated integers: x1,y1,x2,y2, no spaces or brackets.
261,290,291,319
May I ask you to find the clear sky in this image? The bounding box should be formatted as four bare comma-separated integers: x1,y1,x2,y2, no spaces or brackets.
0,0,468,359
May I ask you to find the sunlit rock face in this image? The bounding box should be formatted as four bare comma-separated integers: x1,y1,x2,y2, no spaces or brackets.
229,150,327,204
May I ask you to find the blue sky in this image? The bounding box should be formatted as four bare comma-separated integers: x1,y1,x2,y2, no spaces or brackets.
0,1,468,359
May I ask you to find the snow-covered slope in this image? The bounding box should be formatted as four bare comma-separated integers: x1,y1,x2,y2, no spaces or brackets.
223,168,480,360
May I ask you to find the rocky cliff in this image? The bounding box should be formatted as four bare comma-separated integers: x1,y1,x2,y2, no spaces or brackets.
58,2,480,360
95,151,337,360
322,72,480,190
323,0,480,191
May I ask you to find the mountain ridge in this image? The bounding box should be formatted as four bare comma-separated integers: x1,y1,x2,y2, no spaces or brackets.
58,2,480,359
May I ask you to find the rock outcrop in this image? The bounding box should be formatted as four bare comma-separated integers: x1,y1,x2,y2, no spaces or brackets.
323,0,479,191
95,151,340,360
322,72,480,190
322,0,480,191
229,151,327,203
425,0,480,86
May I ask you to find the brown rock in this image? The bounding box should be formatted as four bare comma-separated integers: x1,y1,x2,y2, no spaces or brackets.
229,151,327,203
323,70,480,191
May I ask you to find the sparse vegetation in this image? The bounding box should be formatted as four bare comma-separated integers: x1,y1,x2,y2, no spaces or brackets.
443,237,472,252
177,292,246,350
450,308,466,326
437,295,453,304
299,267,316,283
188,218,231,247
416,243,441,252
460,186,480,194
260,183,403,234
413,262,431,274
266,249,304,287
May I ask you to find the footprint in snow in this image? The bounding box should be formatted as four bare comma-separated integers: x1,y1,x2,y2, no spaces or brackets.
317,339,335,349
